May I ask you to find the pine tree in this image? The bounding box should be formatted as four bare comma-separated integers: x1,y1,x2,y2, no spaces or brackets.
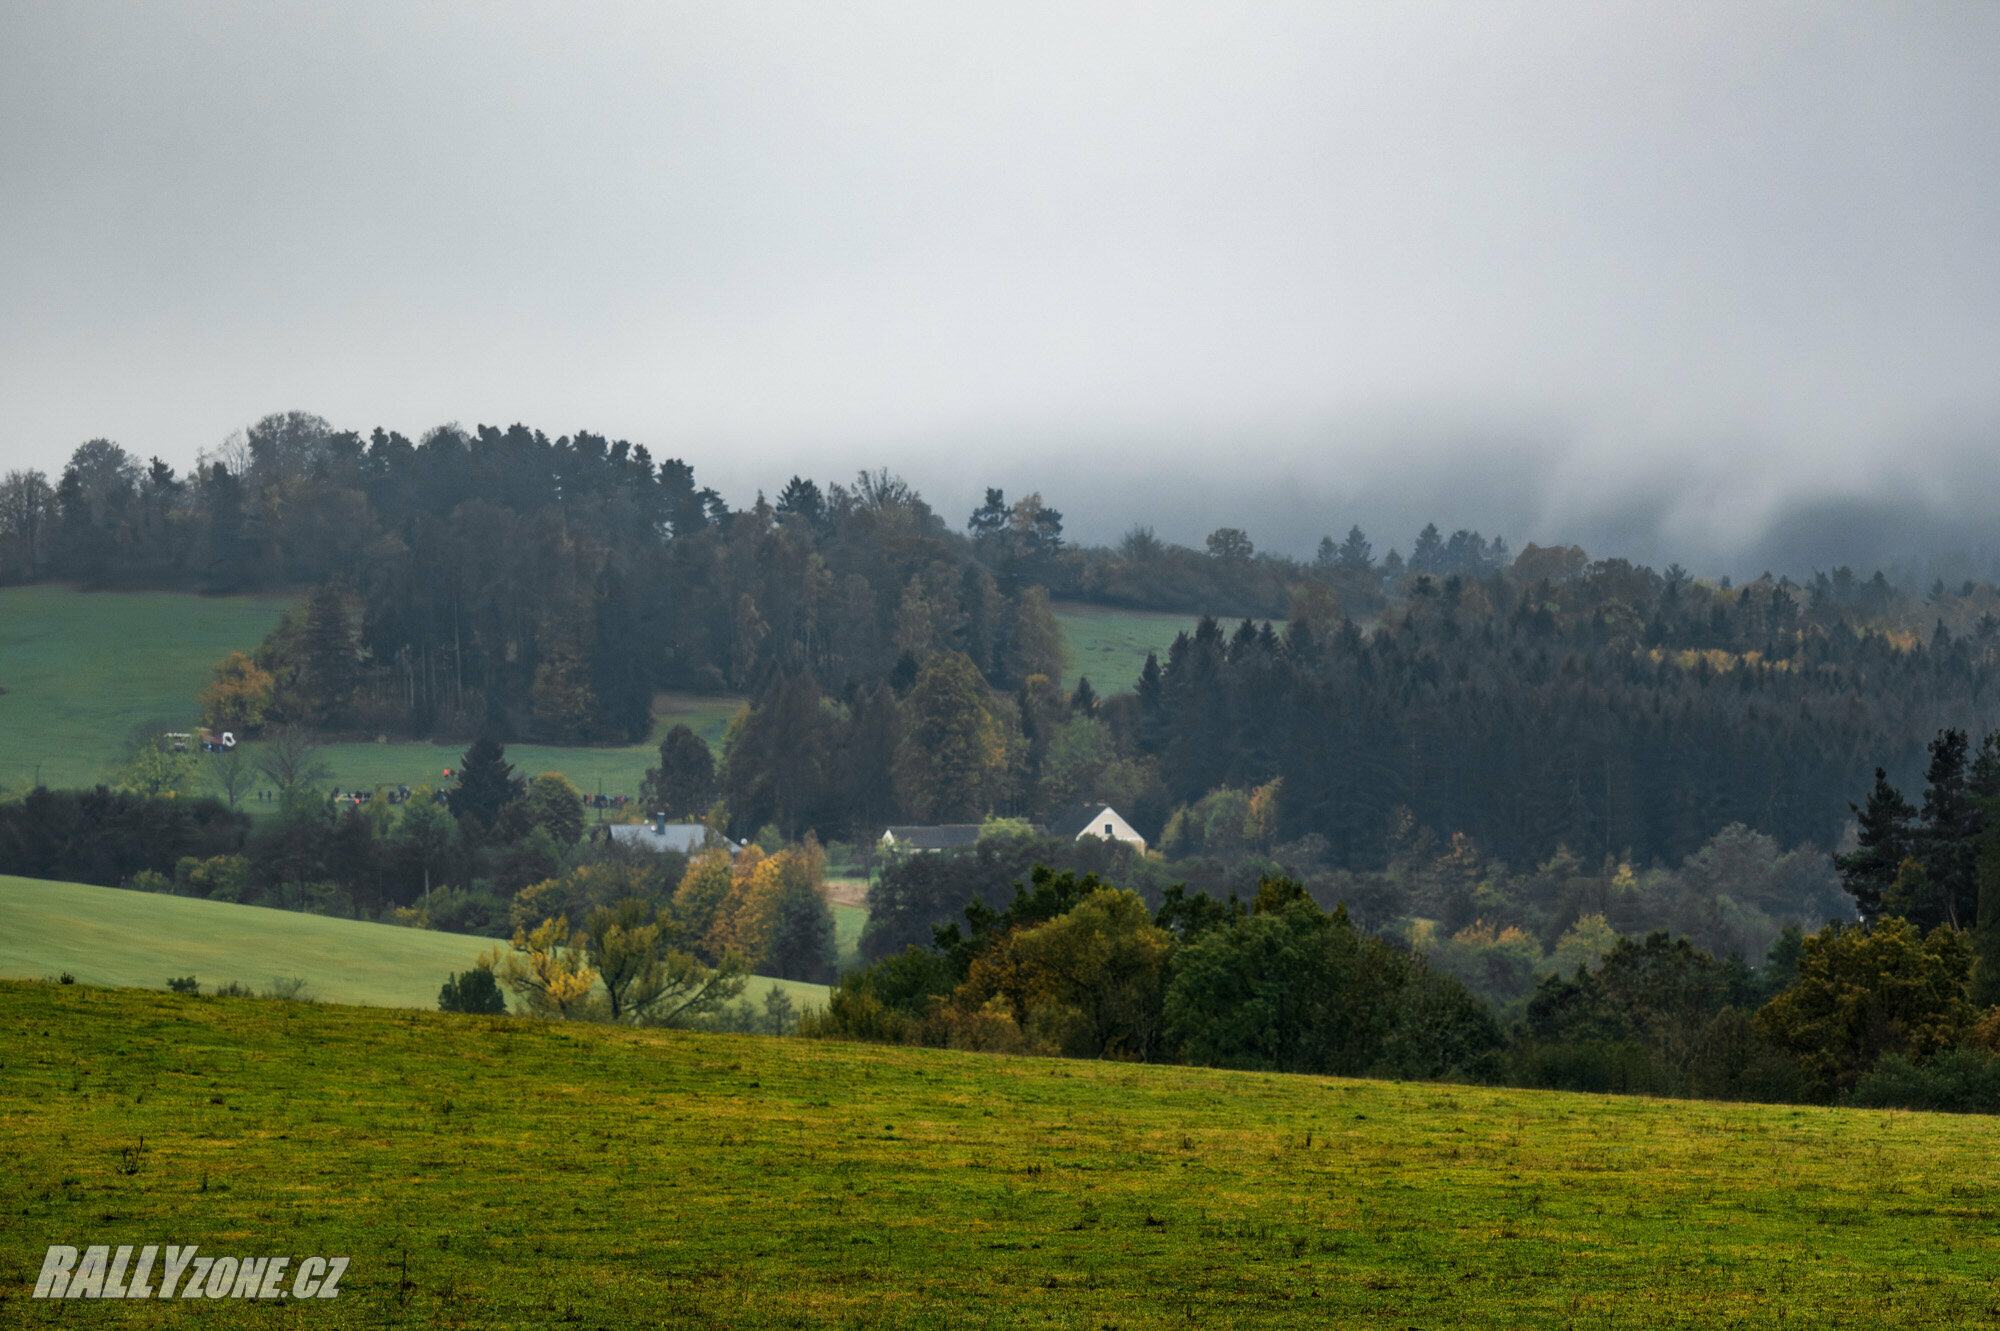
1918,728,1979,929
1338,525,1373,571
1834,768,1917,922
455,736,525,833
1410,524,1444,575
298,583,358,727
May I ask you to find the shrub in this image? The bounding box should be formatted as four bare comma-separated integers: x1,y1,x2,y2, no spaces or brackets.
262,976,315,1002
438,965,508,1015
213,981,253,997
166,976,199,994
1847,1047,2000,1113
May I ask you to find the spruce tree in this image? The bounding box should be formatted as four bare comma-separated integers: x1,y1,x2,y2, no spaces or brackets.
1918,728,1980,929
454,735,524,833
1834,768,1917,922
298,583,358,727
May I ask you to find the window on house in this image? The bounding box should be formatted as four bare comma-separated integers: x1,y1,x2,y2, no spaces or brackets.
1104,823,1113,835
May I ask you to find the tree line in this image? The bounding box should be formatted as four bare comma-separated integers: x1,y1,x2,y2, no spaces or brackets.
814,855,2000,1113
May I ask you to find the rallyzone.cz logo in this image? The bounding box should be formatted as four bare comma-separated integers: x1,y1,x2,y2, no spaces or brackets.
33,1245,349,1300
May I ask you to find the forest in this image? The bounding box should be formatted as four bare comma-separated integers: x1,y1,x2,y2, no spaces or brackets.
8,412,2000,884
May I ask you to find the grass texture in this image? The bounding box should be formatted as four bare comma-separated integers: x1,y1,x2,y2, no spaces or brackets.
1050,601,1212,693
4,981,2000,1326
0,585,295,792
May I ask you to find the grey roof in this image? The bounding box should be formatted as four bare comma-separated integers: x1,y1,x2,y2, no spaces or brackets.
605,822,731,855
881,824,984,850
1047,804,1135,841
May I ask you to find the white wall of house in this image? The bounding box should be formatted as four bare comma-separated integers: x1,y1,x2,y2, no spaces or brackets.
1075,805,1147,854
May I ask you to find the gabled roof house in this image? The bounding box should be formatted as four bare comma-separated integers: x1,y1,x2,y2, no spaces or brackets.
1048,803,1148,854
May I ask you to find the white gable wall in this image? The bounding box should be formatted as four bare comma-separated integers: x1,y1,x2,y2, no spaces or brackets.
1074,805,1147,854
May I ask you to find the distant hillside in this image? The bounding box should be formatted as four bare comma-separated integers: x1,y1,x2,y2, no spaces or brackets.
0,584,293,790
1050,600,1211,691
0,875,829,1011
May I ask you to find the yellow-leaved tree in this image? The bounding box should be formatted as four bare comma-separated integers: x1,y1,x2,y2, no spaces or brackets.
489,917,598,1020
580,898,747,1027
198,651,275,734
715,839,828,977
673,847,745,964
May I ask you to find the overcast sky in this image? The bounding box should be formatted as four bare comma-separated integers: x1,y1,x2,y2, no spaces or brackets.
3,2,1997,573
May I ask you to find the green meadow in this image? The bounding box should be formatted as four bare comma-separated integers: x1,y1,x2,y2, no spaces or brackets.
1050,601,1212,693
5,980,2000,1327
0,585,295,791
0,876,830,1013
292,691,745,804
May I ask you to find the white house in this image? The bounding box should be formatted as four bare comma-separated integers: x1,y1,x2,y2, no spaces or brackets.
1047,804,1148,854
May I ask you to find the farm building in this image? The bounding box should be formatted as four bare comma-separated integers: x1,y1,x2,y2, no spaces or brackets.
878,824,984,853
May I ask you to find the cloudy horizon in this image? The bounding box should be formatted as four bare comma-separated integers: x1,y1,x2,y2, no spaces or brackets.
5,2,1997,576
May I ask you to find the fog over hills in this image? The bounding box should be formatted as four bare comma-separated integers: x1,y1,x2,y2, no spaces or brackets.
3,2,1996,583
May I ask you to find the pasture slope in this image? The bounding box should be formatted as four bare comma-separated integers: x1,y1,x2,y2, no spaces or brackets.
1049,600,1207,693
0,876,830,1013
4,981,1998,1327
2,585,1194,800
0,585,295,792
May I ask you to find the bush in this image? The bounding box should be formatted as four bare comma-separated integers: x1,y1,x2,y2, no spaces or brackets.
1847,1048,2000,1113
166,975,199,994
262,976,315,1002
438,965,508,1015
213,980,252,997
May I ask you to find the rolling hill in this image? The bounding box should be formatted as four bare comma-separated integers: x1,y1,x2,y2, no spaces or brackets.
4,979,1995,1325
0,874,829,1012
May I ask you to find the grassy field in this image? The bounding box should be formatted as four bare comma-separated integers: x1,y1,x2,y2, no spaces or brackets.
832,901,868,972
0,876,830,1012
5,983,2000,1327
281,692,746,804
0,585,296,792
1050,601,1214,693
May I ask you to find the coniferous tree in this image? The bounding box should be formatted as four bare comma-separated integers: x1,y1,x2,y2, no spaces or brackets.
454,736,525,833
1917,729,1980,929
1834,769,1918,922
297,583,359,727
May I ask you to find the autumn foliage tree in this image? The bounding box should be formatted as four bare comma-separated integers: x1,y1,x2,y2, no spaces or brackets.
198,651,275,734
489,916,598,1020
